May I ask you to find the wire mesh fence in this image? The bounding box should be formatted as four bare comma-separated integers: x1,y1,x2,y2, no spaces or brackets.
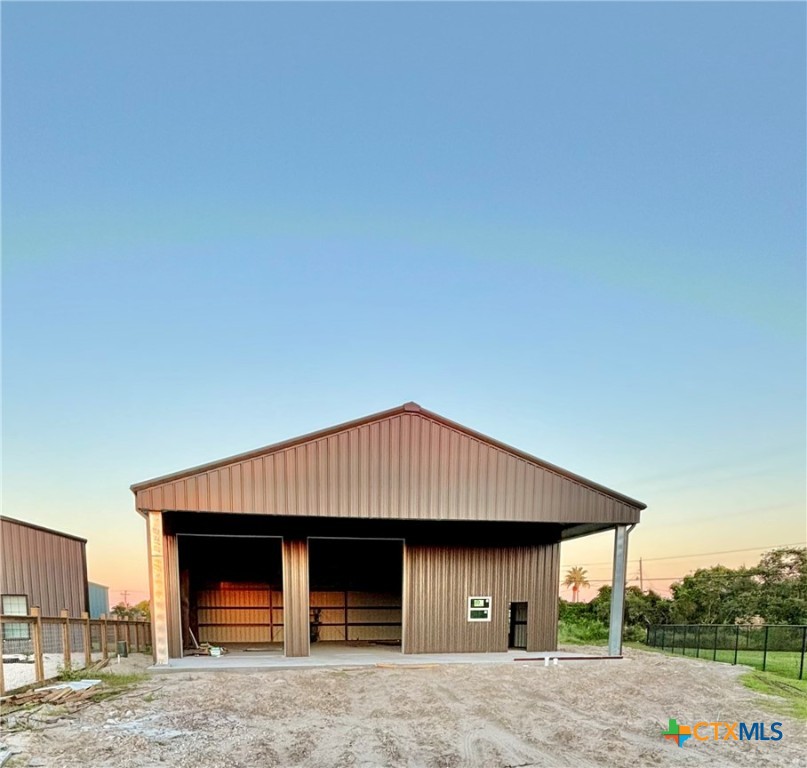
646,624,807,680
1,611,152,695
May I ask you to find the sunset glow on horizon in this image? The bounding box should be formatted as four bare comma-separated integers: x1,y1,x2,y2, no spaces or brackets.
3,3,804,610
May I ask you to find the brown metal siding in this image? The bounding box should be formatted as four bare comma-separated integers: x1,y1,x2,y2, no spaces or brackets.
197,585,279,644
402,542,560,653
281,538,309,657
0,518,88,617
163,533,182,659
135,412,640,525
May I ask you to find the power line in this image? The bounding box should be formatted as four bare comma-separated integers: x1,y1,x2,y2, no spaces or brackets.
560,540,806,570
558,571,779,586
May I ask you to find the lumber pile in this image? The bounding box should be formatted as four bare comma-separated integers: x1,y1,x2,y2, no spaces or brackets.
1,658,110,714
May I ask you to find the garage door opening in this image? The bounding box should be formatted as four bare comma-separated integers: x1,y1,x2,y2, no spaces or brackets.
178,535,283,652
308,538,403,647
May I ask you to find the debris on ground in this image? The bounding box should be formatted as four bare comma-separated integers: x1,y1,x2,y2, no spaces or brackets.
183,643,228,657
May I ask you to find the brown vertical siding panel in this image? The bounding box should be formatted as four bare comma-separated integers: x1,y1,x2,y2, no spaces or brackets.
160,483,176,509
388,417,400,520
398,416,410,519
369,423,380,518
285,450,297,514
308,442,319,515
526,541,560,651
491,448,504,522
416,422,428,520
196,474,208,512
474,440,486,519
184,477,197,512
403,541,559,654
532,467,544,518
134,411,643,525
338,433,349,518
348,429,359,518
174,479,186,510
281,538,309,657
505,457,517,521
294,446,307,516
271,454,285,514
359,426,371,518
448,429,461,520
251,458,264,514
436,424,448,519
325,437,336,518
523,462,536,521
231,464,243,513
461,437,473,518
379,419,390,518
208,471,220,513
423,421,434,519
163,533,182,657
1,519,88,617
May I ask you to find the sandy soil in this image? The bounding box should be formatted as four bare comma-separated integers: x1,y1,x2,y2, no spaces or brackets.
2,647,805,767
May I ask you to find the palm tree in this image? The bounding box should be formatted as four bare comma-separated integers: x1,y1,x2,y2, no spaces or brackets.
563,566,590,603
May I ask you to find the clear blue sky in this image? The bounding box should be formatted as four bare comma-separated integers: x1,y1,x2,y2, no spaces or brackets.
3,3,805,601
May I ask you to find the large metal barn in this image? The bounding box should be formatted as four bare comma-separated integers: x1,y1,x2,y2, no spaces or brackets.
131,403,645,664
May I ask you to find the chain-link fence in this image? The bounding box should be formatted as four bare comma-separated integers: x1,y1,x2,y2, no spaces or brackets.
1,610,152,694
646,624,807,680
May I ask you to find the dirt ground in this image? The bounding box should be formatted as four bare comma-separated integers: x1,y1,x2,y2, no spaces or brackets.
2,647,805,767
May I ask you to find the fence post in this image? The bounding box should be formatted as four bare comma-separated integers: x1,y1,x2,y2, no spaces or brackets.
60,609,72,671
733,624,740,665
799,626,806,681
763,625,769,672
31,607,44,683
100,613,109,660
671,626,676,654
82,611,92,667
712,625,718,661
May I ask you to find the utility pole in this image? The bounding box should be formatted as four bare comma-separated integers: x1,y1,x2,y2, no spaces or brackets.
639,559,644,592
120,590,130,607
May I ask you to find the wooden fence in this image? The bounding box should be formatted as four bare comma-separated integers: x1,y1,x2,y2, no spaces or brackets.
0,608,152,695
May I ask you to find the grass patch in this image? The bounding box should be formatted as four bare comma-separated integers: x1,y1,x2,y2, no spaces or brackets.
558,619,609,645
742,671,807,720
636,644,806,679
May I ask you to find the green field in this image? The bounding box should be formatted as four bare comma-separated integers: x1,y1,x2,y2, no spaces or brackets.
651,644,805,680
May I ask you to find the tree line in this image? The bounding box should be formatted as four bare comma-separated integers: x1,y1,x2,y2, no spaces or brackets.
560,547,807,642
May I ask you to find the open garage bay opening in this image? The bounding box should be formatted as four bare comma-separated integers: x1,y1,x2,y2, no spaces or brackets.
308,539,403,647
178,535,283,651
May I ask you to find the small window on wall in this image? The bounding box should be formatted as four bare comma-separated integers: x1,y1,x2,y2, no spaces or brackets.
2,594,31,640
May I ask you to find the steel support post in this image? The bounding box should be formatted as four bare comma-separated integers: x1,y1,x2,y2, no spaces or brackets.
608,525,630,657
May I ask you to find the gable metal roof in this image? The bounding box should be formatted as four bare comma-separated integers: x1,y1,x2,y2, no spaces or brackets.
132,402,645,525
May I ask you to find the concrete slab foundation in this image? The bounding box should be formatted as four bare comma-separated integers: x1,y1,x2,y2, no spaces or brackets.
149,642,612,673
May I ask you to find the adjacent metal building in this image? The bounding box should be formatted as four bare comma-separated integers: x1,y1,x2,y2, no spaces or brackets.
132,403,645,663
88,582,110,619
0,516,90,618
